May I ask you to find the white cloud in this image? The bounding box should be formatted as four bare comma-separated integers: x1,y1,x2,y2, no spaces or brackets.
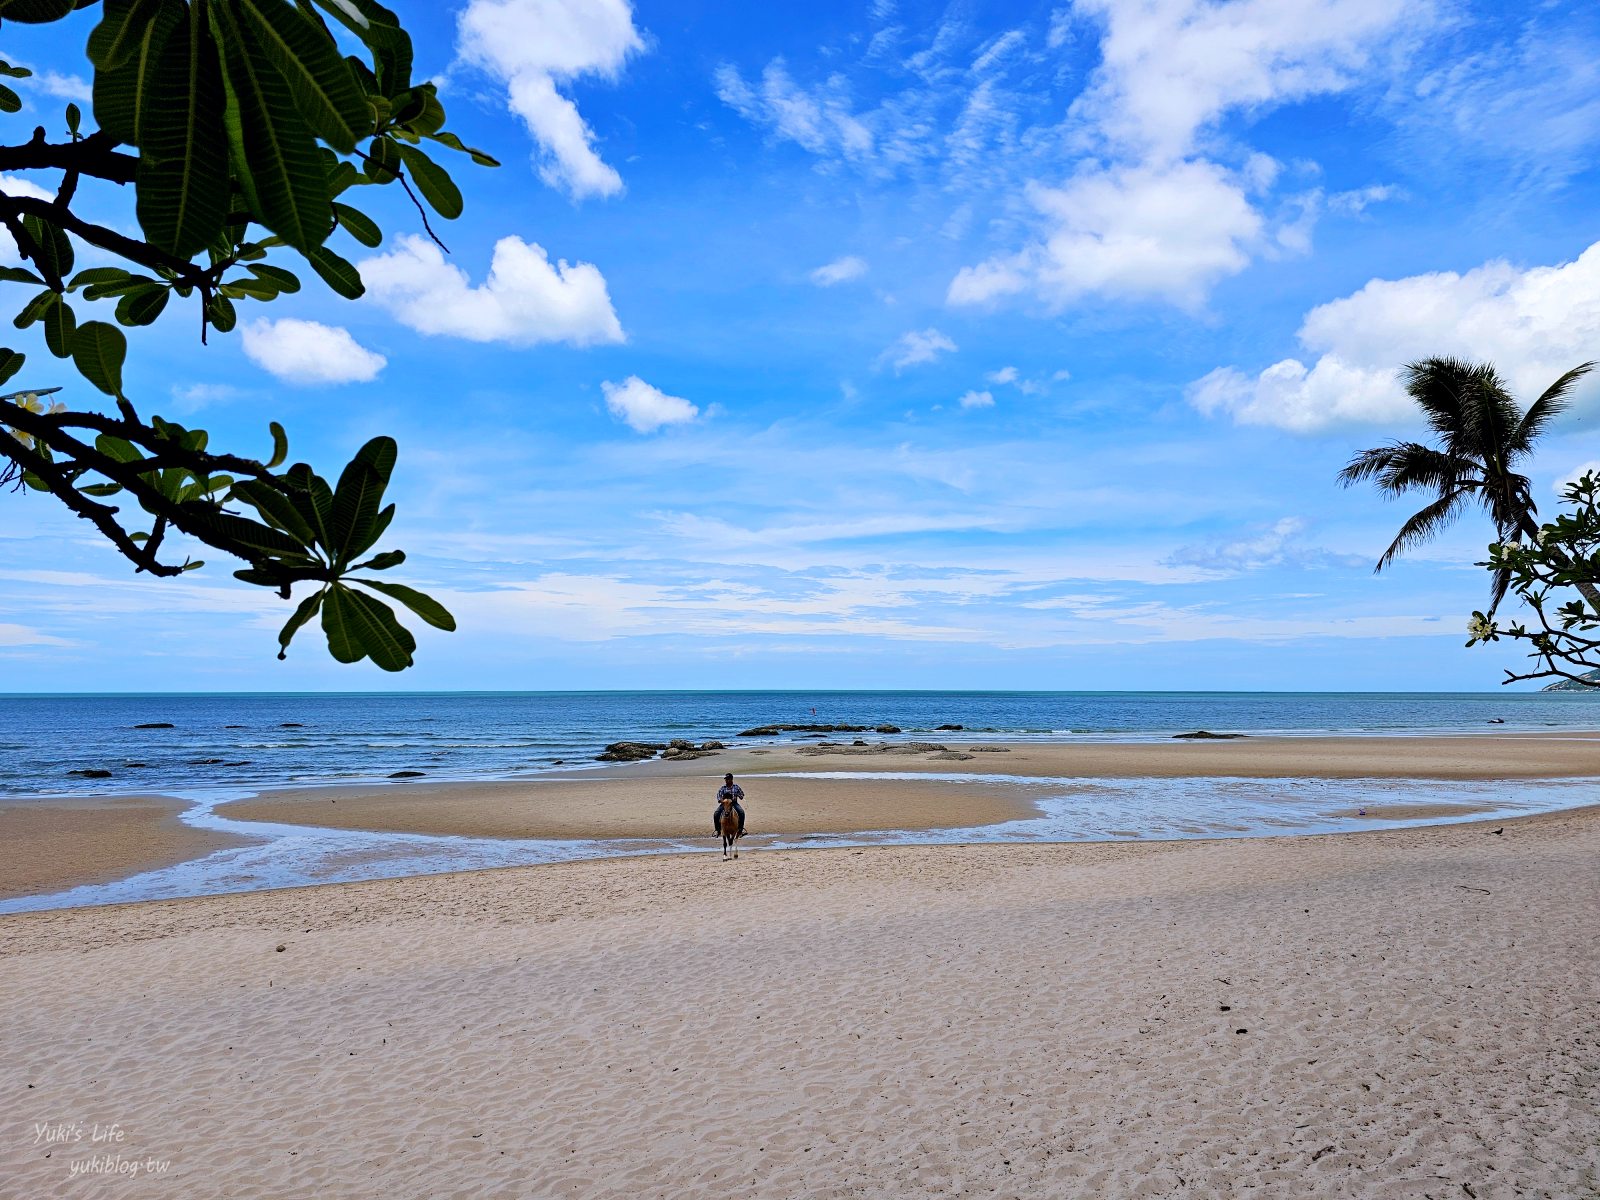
360,234,624,347
28,69,91,104
1166,516,1339,573
949,0,1432,311
239,319,386,386
1068,0,1430,162
1191,241,1600,431
714,60,874,162
883,328,957,372
602,376,698,433
959,389,995,409
456,0,643,199
810,255,868,286
0,621,71,647
950,160,1261,309
986,366,1019,384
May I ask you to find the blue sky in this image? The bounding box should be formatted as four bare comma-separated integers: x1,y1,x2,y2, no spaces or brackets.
5,0,1600,691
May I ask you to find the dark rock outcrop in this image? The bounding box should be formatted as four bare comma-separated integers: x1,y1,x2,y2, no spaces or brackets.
133,722,175,730
69,768,113,778
936,724,965,731
597,741,666,762
389,770,426,779
1172,730,1247,740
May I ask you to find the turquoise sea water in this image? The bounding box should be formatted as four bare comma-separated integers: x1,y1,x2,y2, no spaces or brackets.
4,690,1600,797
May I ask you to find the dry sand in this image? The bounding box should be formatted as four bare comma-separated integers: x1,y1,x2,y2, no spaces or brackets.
0,796,253,901
216,732,1600,842
2,807,1595,1198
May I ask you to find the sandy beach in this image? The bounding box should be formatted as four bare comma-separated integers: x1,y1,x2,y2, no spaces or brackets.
0,796,253,900
213,732,1600,842
2,805,1596,1198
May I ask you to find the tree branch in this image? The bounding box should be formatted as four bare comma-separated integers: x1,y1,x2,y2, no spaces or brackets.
0,129,137,185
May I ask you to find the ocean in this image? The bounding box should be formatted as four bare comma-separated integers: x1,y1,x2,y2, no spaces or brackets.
4,690,1600,799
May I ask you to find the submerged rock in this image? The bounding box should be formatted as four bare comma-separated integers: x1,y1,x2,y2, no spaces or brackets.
68,768,113,778
132,722,175,730
936,724,965,731
389,770,425,779
1172,730,1247,740
737,723,873,737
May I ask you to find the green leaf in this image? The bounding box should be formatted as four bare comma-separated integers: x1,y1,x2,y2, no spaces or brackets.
0,0,76,24
248,263,301,293
88,0,165,72
13,289,56,329
285,461,335,549
352,548,404,571
0,266,41,286
136,1,229,257
93,0,183,144
0,348,24,387
22,214,74,280
330,465,382,565
216,4,333,255
310,0,409,95
235,0,368,153
114,285,170,326
266,419,288,468
80,482,125,497
206,293,237,332
395,144,462,219
65,102,81,135
232,477,316,544
0,61,33,80
332,201,381,247
424,129,500,168
67,267,131,290
71,321,127,396
94,433,144,465
177,500,317,558
321,583,415,670
0,86,20,115
43,296,77,359
361,135,398,182
354,577,454,631
306,244,364,299
276,587,325,659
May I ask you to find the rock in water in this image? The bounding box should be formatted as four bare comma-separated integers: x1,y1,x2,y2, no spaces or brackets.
389,771,426,779
68,768,113,778
936,724,965,731
596,741,665,762
1172,730,1247,740
132,722,175,730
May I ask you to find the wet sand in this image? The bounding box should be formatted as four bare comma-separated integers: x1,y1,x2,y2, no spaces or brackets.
216,732,1600,841
1,806,1594,1198
0,796,253,902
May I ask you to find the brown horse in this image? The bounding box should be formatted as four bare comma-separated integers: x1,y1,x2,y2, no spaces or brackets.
718,797,742,859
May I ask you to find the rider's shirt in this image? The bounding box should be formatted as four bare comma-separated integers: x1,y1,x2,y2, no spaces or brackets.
717,784,745,803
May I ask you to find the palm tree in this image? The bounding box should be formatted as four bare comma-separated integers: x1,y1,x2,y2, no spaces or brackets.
1338,356,1597,610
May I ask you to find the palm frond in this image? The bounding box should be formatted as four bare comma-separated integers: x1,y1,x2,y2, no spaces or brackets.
1374,488,1468,572
1338,442,1469,495
1516,361,1596,448
1401,357,1479,441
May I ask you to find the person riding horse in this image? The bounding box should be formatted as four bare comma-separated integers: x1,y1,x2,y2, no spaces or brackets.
712,773,745,838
